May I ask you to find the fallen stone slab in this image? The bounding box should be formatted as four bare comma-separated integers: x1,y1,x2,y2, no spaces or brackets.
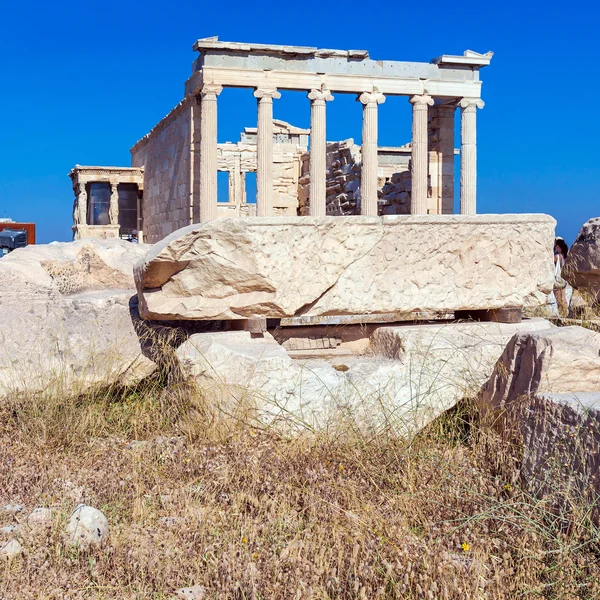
135,214,555,321
176,331,344,429
176,319,554,433
0,239,156,395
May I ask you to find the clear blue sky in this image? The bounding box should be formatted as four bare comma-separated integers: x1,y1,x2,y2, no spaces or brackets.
0,0,597,245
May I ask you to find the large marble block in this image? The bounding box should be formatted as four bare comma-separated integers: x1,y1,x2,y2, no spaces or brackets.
134,215,556,321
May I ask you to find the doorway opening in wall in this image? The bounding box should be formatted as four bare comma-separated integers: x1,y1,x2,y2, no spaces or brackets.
217,171,229,203
245,171,257,204
118,183,138,237
87,182,111,226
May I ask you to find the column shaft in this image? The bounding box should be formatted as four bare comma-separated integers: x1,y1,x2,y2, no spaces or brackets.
308,88,333,216
254,88,281,217
410,95,434,215
459,98,484,215
358,90,385,216
199,85,222,222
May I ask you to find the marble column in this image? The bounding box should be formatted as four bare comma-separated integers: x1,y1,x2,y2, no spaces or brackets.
459,98,485,215
109,182,119,224
307,87,333,216
254,87,281,217
409,94,434,215
358,90,385,216
199,84,223,222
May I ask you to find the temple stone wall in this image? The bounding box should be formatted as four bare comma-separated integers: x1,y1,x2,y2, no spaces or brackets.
131,100,194,243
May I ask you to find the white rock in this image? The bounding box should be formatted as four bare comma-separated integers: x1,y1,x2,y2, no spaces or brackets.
135,215,555,321
176,331,344,428
26,507,52,530
174,586,206,600
176,320,554,434
2,503,23,515
0,239,156,395
0,539,22,560
65,505,109,550
0,524,20,537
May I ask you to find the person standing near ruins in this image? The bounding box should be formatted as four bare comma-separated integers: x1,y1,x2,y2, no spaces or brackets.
553,237,570,315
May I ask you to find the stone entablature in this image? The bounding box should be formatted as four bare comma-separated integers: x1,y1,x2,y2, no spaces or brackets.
189,39,492,94
70,166,144,241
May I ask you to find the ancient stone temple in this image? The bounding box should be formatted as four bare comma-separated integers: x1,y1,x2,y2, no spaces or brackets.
71,38,492,243
70,166,144,241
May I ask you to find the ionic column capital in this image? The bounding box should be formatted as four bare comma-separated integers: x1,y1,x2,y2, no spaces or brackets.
410,94,434,108
358,89,385,106
459,97,485,111
254,87,281,101
200,84,223,98
308,88,334,104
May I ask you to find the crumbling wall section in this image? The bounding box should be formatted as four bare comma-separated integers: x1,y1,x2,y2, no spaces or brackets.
299,140,414,216
131,99,193,244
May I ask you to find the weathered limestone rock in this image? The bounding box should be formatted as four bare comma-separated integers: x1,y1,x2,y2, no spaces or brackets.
176,331,344,428
372,317,554,398
2,504,24,516
65,504,109,550
1,238,144,292
478,327,600,507
517,392,600,501
177,319,554,433
174,586,206,599
564,217,600,300
135,215,555,321
0,539,22,560
26,507,52,531
0,239,156,395
479,327,600,414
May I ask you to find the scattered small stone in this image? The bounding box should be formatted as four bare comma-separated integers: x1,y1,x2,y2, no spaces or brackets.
52,478,86,503
174,586,206,600
159,516,183,528
334,364,349,372
0,524,20,537
127,440,148,451
2,503,24,515
27,507,53,530
0,539,23,560
65,504,109,550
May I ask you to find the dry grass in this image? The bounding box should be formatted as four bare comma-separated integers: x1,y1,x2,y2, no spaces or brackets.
1,379,600,599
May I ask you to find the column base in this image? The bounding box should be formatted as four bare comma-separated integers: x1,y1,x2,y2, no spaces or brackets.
72,224,121,241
